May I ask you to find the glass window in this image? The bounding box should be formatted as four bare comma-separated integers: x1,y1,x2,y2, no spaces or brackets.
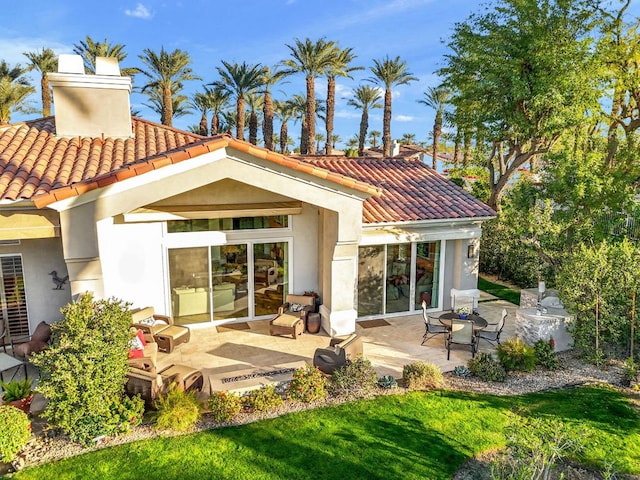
167,215,288,233
385,244,411,314
414,242,440,309
357,246,385,317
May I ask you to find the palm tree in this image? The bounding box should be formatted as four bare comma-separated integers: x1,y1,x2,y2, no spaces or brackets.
368,130,381,148
214,61,265,142
286,93,309,153
192,90,212,135
138,47,200,127
324,47,362,154
261,67,285,151
346,85,382,156
246,92,263,145
418,86,450,169
73,36,139,77
315,133,326,152
143,84,192,121
0,77,34,124
207,86,230,135
0,62,34,124
400,133,416,145
23,48,57,117
368,55,418,156
281,37,337,154
274,100,293,154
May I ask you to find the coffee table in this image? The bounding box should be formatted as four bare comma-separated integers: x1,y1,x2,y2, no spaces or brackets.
438,312,488,333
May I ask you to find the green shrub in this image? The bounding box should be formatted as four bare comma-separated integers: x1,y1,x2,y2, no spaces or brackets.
622,357,638,387
329,356,378,397
288,364,328,403
402,361,444,390
208,391,242,422
0,405,31,463
468,353,507,382
244,384,283,413
453,365,472,378
108,395,145,434
534,338,559,370
155,384,201,432
497,338,536,372
30,294,135,445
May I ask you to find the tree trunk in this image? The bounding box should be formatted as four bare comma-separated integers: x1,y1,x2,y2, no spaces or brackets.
595,294,600,363
305,75,315,154
163,85,173,127
280,122,288,154
249,111,258,145
199,113,208,136
382,88,392,157
236,96,245,141
463,130,472,167
631,290,636,358
358,109,369,156
325,77,335,154
432,113,442,170
300,118,309,154
41,76,51,117
263,91,274,151
453,130,461,167
211,113,219,135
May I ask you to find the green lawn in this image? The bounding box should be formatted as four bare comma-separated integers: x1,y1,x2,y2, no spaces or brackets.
478,276,521,305
14,385,640,480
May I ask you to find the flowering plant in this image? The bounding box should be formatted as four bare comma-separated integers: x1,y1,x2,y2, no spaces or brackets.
456,306,471,315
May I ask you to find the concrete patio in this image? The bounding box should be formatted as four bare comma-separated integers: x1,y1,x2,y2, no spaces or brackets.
156,294,518,394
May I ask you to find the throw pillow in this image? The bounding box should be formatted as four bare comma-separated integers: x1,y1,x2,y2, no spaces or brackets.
138,316,155,326
289,303,304,312
128,330,146,350
128,349,144,359
152,319,168,327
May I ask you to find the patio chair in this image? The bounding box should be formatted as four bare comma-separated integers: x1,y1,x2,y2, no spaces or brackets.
313,333,363,374
475,308,507,348
12,321,52,359
446,319,476,360
269,294,313,339
131,307,190,353
0,318,9,353
420,300,448,346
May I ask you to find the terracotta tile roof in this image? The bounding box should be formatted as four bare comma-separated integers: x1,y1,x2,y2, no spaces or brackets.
302,157,496,224
0,117,380,208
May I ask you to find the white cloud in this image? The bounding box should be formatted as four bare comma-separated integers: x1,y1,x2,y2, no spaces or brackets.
125,3,152,19
0,38,71,66
335,110,361,119
396,115,415,122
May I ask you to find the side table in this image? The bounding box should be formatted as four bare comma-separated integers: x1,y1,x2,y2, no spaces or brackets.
306,313,321,334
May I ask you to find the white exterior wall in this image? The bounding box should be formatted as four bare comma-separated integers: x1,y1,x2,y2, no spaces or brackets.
0,237,71,332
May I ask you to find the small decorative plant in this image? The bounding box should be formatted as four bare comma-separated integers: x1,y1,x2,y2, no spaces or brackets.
455,307,471,318
329,357,378,397
208,391,242,422
243,384,284,412
497,337,536,372
534,338,559,370
154,383,201,432
288,364,328,403
0,379,32,403
453,365,472,378
0,405,31,463
402,361,444,390
468,353,507,382
377,375,398,389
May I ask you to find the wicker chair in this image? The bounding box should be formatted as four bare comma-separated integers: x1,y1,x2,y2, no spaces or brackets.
313,334,363,374
269,294,314,339
131,307,190,353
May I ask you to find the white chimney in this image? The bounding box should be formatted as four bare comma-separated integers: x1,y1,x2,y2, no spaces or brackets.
49,55,132,139
391,140,401,157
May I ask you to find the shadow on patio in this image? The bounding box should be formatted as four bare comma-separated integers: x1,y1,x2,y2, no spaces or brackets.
156,298,518,394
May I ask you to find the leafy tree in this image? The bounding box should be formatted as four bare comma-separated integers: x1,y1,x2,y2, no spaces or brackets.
139,47,200,127
439,0,600,210
73,36,139,77
31,294,143,445
418,86,450,169
347,85,382,156
324,46,362,154
143,83,192,122
367,55,418,156
282,37,337,154
23,48,57,117
214,61,265,142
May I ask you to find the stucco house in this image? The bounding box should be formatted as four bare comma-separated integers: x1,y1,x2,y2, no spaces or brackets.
0,56,495,341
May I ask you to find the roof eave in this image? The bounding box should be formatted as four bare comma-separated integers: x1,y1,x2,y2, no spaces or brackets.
363,215,497,229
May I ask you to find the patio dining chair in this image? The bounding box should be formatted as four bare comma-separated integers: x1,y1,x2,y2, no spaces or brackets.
476,308,507,348
446,319,476,360
421,300,448,346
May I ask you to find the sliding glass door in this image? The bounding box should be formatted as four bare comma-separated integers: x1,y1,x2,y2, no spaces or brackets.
169,241,288,325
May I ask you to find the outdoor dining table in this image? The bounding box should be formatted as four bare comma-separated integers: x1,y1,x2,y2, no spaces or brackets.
438,312,488,333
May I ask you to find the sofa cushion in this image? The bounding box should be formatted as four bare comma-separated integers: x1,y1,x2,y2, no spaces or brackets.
289,303,305,312
271,313,302,328
13,340,48,358
31,322,52,343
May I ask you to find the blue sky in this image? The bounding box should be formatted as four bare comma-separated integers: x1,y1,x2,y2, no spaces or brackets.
3,0,633,149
